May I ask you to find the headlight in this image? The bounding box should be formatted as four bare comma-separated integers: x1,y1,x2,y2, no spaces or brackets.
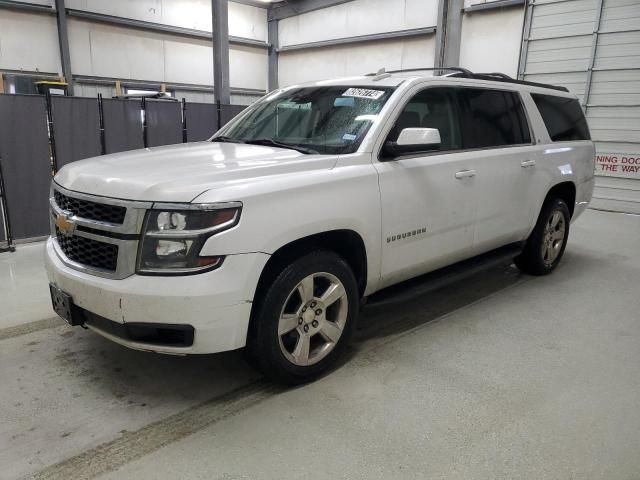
137,203,241,275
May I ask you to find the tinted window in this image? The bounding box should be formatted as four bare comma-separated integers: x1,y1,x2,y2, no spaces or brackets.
531,94,590,141
387,88,462,151
458,88,531,148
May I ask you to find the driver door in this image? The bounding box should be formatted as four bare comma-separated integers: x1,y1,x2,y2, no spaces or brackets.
374,87,478,288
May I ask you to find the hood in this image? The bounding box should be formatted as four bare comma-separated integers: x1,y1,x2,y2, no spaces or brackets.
54,142,338,202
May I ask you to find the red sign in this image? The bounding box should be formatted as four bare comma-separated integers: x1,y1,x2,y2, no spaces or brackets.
595,154,640,178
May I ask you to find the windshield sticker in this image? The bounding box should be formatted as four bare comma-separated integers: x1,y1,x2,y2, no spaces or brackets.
342,88,385,100
342,133,357,141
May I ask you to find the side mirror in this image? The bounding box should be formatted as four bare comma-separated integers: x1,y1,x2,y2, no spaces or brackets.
382,128,441,158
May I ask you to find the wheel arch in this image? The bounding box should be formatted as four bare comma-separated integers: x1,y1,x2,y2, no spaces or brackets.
544,181,576,218
255,229,368,300
246,229,368,345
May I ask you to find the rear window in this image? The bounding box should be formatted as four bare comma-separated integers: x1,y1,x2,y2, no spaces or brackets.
458,88,531,149
531,94,590,142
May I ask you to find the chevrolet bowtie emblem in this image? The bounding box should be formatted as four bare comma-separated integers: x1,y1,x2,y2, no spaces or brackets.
55,213,76,237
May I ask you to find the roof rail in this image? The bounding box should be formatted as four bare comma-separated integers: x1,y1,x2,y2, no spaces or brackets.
448,71,570,92
367,67,569,93
367,67,474,77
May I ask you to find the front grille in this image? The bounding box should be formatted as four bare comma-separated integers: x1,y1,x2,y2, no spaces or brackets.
56,229,119,271
54,190,126,224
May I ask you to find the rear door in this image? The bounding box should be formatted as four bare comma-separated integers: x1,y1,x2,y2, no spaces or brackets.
374,87,477,287
456,87,540,253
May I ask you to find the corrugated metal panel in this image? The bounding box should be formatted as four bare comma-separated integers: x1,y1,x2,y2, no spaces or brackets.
591,176,640,214
599,0,640,33
593,31,640,70
520,0,640,213
524,72,587,99
590,0,640,214
528,0,597,40
588,70,640,106
524,36,592,75
588,107,640,143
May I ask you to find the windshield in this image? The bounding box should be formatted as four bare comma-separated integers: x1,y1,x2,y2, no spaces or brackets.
214,86,395,154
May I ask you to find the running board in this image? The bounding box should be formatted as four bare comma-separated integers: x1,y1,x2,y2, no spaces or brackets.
366,243,524,307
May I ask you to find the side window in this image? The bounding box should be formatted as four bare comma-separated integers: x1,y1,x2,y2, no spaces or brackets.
531,94,590,142
458,88,531,149
386,88,462,151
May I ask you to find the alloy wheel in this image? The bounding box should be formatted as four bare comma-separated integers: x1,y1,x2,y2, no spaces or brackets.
277,272,349,366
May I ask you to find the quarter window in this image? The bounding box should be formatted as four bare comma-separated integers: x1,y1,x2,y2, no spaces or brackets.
458,88,531,148
531,93,590,142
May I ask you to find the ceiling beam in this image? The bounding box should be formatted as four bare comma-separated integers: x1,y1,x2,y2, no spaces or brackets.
231,0,270,8
0,0,54,13
65,9,268,49
268,0,355,21
463,0,524,13
278,26,436,52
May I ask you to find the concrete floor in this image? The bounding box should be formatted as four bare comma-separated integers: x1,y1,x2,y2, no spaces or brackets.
1,209,639,480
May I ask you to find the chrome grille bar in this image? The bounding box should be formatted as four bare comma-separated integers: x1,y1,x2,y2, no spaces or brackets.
50,183,153,279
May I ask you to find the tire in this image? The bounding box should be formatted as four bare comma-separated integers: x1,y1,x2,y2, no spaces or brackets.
515,198,570,276
248,251,359,385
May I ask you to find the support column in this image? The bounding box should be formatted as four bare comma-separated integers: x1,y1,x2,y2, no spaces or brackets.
583,0,605,107
212,0,230,104
54,0,73,95
517,0,534,80
443,0,463,68
268,19,278,91
434,0,448,70
435,0,464,70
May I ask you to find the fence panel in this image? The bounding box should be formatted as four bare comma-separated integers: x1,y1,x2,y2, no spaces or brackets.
185,103,218,142
102,99,144,154
0,94,51,239
51,96,102,169
146,100,183,147
220,104,246,127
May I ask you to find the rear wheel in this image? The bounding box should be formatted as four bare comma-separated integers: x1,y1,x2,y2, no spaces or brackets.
248,251,359,385
515,198,570,275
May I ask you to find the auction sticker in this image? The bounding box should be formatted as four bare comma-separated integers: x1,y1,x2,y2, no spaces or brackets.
342,88,385,100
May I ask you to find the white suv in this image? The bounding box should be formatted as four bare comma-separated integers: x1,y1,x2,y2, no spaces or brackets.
46,68,595,383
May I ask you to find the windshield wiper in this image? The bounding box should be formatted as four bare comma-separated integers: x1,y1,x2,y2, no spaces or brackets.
242,139,318,155
211,136,243,143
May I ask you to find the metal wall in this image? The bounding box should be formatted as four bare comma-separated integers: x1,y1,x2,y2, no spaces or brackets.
520,0,640,213
459,6,525,78
277,0,439,86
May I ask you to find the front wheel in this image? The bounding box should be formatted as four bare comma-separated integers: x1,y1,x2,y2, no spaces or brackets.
515,198,570,275
248,251,359,385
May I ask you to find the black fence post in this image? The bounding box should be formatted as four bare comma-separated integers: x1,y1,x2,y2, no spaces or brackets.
45,92,59,173
181,98,188,143
98,93,106,155
0,156,15,253
216,100,222,129
141,97,148,148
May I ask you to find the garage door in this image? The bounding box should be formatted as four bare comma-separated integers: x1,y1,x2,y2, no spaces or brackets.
519,0,640,214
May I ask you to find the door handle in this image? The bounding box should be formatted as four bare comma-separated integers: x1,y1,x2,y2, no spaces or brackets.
455,169,476,179
520,159,536,168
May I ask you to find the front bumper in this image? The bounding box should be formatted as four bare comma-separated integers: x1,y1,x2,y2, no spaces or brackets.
45,238,270,354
